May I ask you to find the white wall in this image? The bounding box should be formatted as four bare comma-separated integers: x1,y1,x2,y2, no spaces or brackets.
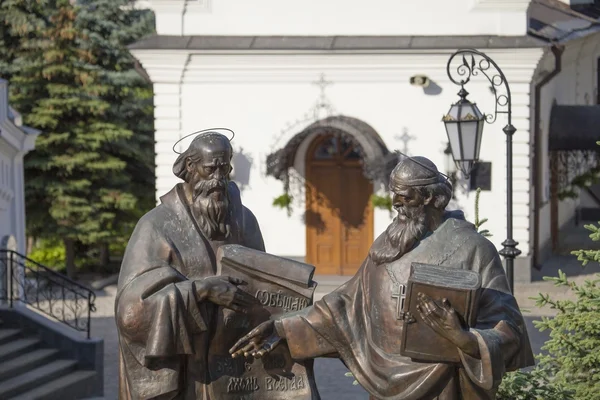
142,0,531,37
138,48,543,258
535,32,600,252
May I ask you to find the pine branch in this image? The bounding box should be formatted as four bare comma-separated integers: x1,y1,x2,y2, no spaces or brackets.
473,187,492,237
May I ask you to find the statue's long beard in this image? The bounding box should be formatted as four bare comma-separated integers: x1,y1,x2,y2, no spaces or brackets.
369,205,429,266
192,179,232,240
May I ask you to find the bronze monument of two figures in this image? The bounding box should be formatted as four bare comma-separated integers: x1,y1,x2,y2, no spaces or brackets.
115,130,534,400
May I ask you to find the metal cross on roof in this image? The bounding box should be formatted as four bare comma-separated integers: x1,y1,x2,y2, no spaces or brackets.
312,73,332,93
312,73,333,105
395,128,416,155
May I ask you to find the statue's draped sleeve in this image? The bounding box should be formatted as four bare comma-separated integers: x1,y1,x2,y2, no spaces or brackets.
116,217,212,398
116,217,210,361
457,249,535,393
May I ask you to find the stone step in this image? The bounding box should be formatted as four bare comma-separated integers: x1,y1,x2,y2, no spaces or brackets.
0,337,40,363
0,348,60,381
0,328,21,346
8,370,97,400
0,359,78,398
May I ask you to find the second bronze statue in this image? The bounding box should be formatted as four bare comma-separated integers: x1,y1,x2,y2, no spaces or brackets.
231,156,534,400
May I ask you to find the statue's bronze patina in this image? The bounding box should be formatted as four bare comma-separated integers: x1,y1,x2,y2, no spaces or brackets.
115,132,320,399
231,156,535,400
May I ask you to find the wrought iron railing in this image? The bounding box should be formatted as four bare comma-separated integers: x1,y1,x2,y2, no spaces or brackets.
0,250,96,338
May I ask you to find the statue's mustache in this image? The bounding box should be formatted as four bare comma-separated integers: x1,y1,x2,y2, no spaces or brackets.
193,179,227,200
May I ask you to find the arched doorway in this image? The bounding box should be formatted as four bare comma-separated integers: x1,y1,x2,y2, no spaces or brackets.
305,133,374,275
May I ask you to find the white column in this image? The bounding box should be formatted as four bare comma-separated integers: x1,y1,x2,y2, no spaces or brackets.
11,152,26,255
131,50,191,203
10,152,25,302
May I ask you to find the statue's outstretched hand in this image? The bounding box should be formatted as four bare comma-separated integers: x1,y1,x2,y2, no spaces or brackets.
229,320,283,359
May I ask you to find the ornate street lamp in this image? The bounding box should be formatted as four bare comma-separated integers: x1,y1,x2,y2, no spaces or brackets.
442,88,485,177
442,49,521,293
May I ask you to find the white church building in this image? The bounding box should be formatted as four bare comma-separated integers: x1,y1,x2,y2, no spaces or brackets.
0,79,40,255
131,0,600,281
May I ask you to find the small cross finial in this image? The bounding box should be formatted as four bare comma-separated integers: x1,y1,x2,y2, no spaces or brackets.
394,128,416,155
312,73,332,97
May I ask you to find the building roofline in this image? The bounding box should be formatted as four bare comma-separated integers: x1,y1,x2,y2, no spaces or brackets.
128,35,549,52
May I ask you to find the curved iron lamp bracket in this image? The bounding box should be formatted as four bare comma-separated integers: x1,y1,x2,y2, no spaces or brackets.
446,48,512,126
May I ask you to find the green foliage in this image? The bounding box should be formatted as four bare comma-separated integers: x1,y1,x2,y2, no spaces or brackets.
0,0,155,271
27,239,66,270
571,223,600,266
17,0,136,251
528,259,600,399
496,366,573,400
370,193,393,212
74,0,156,249
473,187,492,237
273,193,293,216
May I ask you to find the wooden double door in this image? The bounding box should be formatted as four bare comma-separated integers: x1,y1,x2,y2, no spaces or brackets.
305,134,374,275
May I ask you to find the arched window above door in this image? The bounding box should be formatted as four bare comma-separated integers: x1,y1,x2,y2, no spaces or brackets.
311,134,362,161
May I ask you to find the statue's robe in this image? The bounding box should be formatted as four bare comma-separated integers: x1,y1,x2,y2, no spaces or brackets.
278,212,534,400
115,182,265,400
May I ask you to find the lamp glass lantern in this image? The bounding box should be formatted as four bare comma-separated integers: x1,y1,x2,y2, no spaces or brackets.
442,88,485,177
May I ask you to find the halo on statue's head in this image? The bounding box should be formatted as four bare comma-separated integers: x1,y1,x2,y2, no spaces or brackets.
394,150,451,186
172,128,236,155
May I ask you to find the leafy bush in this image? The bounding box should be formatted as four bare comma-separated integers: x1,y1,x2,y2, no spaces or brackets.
497,366,573,400
370,193,393,212
525,225,600,400
272,193,293,216
27,239,66,270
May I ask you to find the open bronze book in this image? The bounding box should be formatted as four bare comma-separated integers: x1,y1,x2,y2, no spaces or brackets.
400,263,481,363
208,244,319,400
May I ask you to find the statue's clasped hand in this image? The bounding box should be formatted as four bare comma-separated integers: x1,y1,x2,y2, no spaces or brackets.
229,320,283,359
416,293,466,345
416,293,480,358
195,276,259,314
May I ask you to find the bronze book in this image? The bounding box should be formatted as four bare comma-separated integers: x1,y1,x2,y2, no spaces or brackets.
400,263,481,364
209,244,320,400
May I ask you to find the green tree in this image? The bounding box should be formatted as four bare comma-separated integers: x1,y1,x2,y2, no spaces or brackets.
0,0,55,244
3,0,139,277
1,0,156,274
75,0,156,266
0,0,49,86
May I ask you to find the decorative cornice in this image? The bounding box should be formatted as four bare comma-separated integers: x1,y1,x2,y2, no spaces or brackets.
169,50,544,84
129,51,192,84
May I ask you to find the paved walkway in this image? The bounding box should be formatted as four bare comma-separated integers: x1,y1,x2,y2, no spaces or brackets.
90,251,596,400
